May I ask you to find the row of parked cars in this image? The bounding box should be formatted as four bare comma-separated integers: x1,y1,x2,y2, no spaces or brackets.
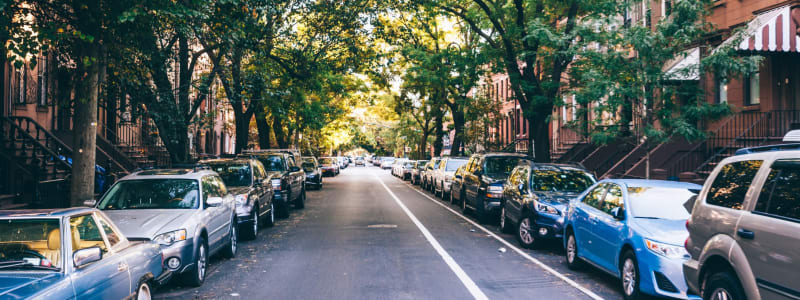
385,131,800,300
0,149,337,299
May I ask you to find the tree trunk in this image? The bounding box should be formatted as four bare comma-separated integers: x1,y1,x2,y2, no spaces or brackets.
273,117,288,148
531,116,551,163
234,112,251,153
0,39,5,117
255,106,271,149
449,105,465,156
70,46,104,205
419,132,430,159
433,113,443,156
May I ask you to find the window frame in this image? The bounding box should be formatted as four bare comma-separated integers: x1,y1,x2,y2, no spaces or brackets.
583,183,608,210
744,72,760,106
753,162,800,223
705,160,763,210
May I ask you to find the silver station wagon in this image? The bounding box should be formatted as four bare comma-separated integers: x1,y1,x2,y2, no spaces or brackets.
91,167,238,287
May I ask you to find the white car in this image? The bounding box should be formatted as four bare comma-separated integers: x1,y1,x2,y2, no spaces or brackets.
433,157,469,198
380,158,395,169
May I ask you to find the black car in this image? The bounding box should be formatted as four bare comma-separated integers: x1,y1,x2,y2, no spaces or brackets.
202,158,276,240
500,161,595,248
240,150,306,217
453,152,529,223
301,156,323,190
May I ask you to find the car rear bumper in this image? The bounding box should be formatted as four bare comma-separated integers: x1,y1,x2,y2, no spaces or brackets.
683,259,701,295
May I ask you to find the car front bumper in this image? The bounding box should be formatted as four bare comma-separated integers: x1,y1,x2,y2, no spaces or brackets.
638,248,701,299
274,190,290,205
530,212,566,240
161,238,196,275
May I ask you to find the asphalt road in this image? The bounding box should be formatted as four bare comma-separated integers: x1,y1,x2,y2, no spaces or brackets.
154,166,639,300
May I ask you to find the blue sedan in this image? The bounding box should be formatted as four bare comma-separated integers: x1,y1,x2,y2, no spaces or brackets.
562,179,702,300
0,208,169,300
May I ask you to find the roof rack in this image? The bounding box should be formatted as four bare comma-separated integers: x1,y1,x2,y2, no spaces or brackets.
134,163,211,172
734,143,800,155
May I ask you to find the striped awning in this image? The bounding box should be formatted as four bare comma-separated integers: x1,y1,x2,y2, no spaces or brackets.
733,5,800,52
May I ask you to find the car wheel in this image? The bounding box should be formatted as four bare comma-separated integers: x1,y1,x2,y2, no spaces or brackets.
516,216,538,248
242,206,258,240
461,191,469,214
704,271,746,300
475,197,489,224
295,189,306,209
135,279,152,300
500,206,513,234
221,217,238,259
183,237,207,287
620,250,640,300
449,189,456,204
565,231,584,270
263,201,275,227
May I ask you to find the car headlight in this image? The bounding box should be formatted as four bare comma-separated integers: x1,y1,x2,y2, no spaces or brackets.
487,185,504,193
533,200,560,215
153,229,187,246
234,194,248,206
271,178,282,190
645,239,689,259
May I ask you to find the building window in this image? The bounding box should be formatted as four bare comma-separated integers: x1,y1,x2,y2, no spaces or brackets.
744,72,760,106
662,0,672,17
37,55,48,107
716,78,728,104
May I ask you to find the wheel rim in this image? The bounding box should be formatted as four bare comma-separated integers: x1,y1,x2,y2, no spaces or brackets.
622,258,636,296
567,235,577,263
500,207,506,229
270,202,274,223
710,288,732,300
137,283,151,300
462,195,466,210
519,218,534,244
197,244,206,281
230,222,237,254
252,209,258,234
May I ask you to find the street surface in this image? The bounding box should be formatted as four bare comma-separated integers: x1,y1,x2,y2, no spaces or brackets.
155,166,647,300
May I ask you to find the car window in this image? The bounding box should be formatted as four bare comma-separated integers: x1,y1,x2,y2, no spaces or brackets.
707,160,763,210
583,184,607,210
69,215,108,253
601,184,624,215
445,160,468,171
628,187,696,220
253,161,267,181
260,155,286,172
209,163,253,187
214,176,228,195
484,157,521,178
202,176,221,201
531,169,596,193
95,214,122,248
755,162,800,221
0,219,63,269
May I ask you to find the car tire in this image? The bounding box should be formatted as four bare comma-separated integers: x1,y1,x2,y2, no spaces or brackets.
620,250,641,300
243,207,258,240
516,216,538,248
449,188,456,204
295,189,306,209
703,271,746,300
221,216,238,259
183,237,207,287
263,201,275,227
500,206,514,234
475,196,489,224
565,230,585,270
461,191,470,214
134,278,152,300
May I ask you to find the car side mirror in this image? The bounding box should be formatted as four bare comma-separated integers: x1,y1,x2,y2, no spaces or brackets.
83,199,97,207
289,166,301,172
73,246,102,268
206,196,224,208
683,195,697,213
611,207,626,220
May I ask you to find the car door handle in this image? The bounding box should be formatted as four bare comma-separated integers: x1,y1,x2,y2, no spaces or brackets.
117,262,128,272
737,228,755,239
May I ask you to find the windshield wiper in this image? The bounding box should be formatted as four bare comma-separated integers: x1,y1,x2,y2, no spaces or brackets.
635,216,661,219
0,261,59,271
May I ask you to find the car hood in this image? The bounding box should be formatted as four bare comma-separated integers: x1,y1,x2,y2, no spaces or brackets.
634,218,688,245
103,209,197,239
532,191,581,206
0,272,64,298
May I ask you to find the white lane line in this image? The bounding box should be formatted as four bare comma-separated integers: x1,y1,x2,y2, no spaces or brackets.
399,180,605,300
374,173,489,300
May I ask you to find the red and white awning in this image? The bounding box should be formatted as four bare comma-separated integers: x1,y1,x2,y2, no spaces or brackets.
734,5,800,52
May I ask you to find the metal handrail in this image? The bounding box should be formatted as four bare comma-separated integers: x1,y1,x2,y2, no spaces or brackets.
1,116,73,175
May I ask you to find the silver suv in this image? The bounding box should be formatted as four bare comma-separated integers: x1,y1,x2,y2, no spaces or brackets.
683,144,800,300
92,167,238,287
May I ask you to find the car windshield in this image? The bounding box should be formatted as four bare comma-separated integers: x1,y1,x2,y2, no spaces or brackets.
98,179,200,209
531,170,596,193
259,155,285,172
445,160,468,171
319,158,335,165
484,157,522,177
209,163,252,187
301,160,316,172
628,187,696,220
0,219,62,271
403,161,414,168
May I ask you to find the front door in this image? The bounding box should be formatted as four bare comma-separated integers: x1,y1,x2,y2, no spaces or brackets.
574,184,607,264
592,183,626,274
738,161,800,298
202,176,228,249
69,214,131,299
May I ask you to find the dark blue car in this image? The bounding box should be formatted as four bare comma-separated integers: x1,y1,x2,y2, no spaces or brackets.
0,208,169,300
563,179,702,300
